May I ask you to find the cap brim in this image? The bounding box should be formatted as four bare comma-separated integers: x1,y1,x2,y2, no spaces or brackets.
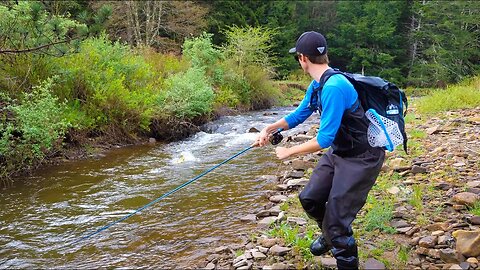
288,47,296,54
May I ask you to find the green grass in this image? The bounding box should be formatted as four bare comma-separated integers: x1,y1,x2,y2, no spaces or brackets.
361,195,396,234
469,201,480,216
415,76,480,115
267,222,316,261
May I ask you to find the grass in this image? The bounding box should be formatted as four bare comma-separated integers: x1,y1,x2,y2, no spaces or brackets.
415,76,480,115
361,195,396,234
469,201,480,216
267,222,316,261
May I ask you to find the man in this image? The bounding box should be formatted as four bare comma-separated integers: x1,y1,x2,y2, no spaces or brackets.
254,31,385,270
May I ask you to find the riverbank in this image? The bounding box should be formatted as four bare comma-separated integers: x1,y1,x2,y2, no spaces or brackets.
198,107,480,270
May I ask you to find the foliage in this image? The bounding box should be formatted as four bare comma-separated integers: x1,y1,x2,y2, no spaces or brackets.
182,33,224,83
361,195,396,233
415,76,480,114
53,35,158,134
268,222,316,261
159,67,214,119
0,78,69,177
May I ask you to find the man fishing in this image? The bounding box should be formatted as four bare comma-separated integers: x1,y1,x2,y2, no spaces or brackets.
254,31,385,270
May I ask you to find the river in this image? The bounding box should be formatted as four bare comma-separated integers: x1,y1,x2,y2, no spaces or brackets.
0,106,317,268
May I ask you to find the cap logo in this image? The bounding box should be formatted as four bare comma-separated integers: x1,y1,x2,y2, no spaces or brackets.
317,47,325,54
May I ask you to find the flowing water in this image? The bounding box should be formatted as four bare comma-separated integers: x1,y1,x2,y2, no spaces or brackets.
0,107,317,269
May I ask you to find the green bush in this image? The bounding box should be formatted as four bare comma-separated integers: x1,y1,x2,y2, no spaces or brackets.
0,78,69,177
53,35,159,134
159,67,214,119
416,76,480,114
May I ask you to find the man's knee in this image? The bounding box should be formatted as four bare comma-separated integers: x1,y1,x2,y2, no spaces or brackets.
298,193,325,222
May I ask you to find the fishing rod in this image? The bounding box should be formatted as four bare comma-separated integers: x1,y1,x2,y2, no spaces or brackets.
67,129,283,247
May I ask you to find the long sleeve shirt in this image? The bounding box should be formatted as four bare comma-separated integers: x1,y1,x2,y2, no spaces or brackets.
284,74,359,148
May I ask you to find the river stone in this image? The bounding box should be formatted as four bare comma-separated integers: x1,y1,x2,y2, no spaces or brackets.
389,157,408,169
364,258,386,270
269,195,288,203
291,159,315,171
466,181,480,188
258,216,277,227
252,251,266,259
427,222,449,231
269,245,291,256
452,192,479,206
466,257,479,264
286,170,304,179
256,209,272,218
468,216,480,225
286,217,307,226
286,178,309,188
411,165,428,174
318,257,337,268
240,214,257,222
203,262,215,270
439,248,464,263
387,186,401,195
452,229,480,257
268,205,282,216
391,219,410,228
258,238,276,248
262,263,289,270
248,127,260,133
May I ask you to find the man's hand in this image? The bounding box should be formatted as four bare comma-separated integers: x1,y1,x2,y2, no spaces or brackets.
254,128,271,147
275,146,292,159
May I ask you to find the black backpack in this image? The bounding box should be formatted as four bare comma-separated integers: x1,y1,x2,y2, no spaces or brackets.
319,69,408,153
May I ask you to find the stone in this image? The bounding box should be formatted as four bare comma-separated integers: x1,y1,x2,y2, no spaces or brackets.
452,192,479,206
258,216,277,227
286,170,304,179
269,195,288,203
466,181,480,188
203,262,215,270
364,258,386,270
468,216,480,225
432,230,445,236
427,125,440,135
439,248,464,263
268,205,282,216
387,186,401,195
286,217,307,226
286,178,309,188
391,219,410,228
459,262,470,270
252,251,266,259
390,157,408,169
262,263,288,270
318,257,337,268
449,264,462,270
427,222,449,231
248,127,260,133
452,229,480,257
397,226,413,233
291,159,315,171
411,165,428,174
148,137,156,143
214,246,229,253
259,238,277,250
240,214,257,222
268,245,291,256
256,209,272,218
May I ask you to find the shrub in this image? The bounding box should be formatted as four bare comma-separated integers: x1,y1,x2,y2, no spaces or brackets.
158,67,214,119
0,78,69,177
53,35,159,135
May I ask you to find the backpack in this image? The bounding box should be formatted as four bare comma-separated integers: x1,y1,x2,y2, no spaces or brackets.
319,69,408,153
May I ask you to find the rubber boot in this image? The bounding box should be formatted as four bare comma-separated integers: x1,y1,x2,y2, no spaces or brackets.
310,235,331,256
331,236,359,270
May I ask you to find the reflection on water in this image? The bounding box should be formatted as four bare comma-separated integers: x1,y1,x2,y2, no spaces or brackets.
0,107,318,268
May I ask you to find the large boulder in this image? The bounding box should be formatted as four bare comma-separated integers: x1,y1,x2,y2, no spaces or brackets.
452,229,480,257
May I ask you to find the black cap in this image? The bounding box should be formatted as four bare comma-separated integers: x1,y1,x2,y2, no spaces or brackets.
289,31,327,56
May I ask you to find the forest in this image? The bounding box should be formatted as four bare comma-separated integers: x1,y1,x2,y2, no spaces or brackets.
0,0,479,178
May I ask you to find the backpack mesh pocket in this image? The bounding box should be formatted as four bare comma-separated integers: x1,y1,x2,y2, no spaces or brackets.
365,109,404,151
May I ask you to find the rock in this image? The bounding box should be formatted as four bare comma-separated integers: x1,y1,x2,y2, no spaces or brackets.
387,186,401,195
452,229,480,257
268,205,282,216
427,125,440,135
275,184,288,191
286,170,304,179
466,181,480,188
389,157,408,169
291,134,314,142
286,178,309,188
248,127,260,133
148,137,156,143
203,262,215,270
269,195,288,203
439,248,464,263
459,262,470,270
364,258,386,270
256,209,272,218
452,192,479,206
286,217,307,226
215,246,229,253
427,222,449,231
262,263,289,270
468,216,480,225
397,226,413,233
466,257,478,264
291,159,315,171
432,230,445,236
318,257,337,268
258,216,277,227
268,245,291,256
252,251,266,259
438,234,454,246
411,165,428,174
449,264,462,270
391,219,410,228
240,214,257,222
258,238,276,248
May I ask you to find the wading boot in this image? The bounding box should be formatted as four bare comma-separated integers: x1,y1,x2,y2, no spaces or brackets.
310,235,331,256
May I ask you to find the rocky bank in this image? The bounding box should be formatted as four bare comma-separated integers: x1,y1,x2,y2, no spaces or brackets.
195,107,480,270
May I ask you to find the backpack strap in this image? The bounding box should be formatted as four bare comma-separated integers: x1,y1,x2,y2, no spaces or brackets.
309,68,342,111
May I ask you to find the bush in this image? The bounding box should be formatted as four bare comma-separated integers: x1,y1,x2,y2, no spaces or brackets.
0,78,69,177
158,67,214,119
53,35,159,135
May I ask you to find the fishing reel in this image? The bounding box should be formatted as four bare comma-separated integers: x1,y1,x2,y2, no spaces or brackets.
269,128,284,145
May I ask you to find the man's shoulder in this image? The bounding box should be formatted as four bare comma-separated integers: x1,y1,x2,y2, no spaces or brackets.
324,73,355,92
